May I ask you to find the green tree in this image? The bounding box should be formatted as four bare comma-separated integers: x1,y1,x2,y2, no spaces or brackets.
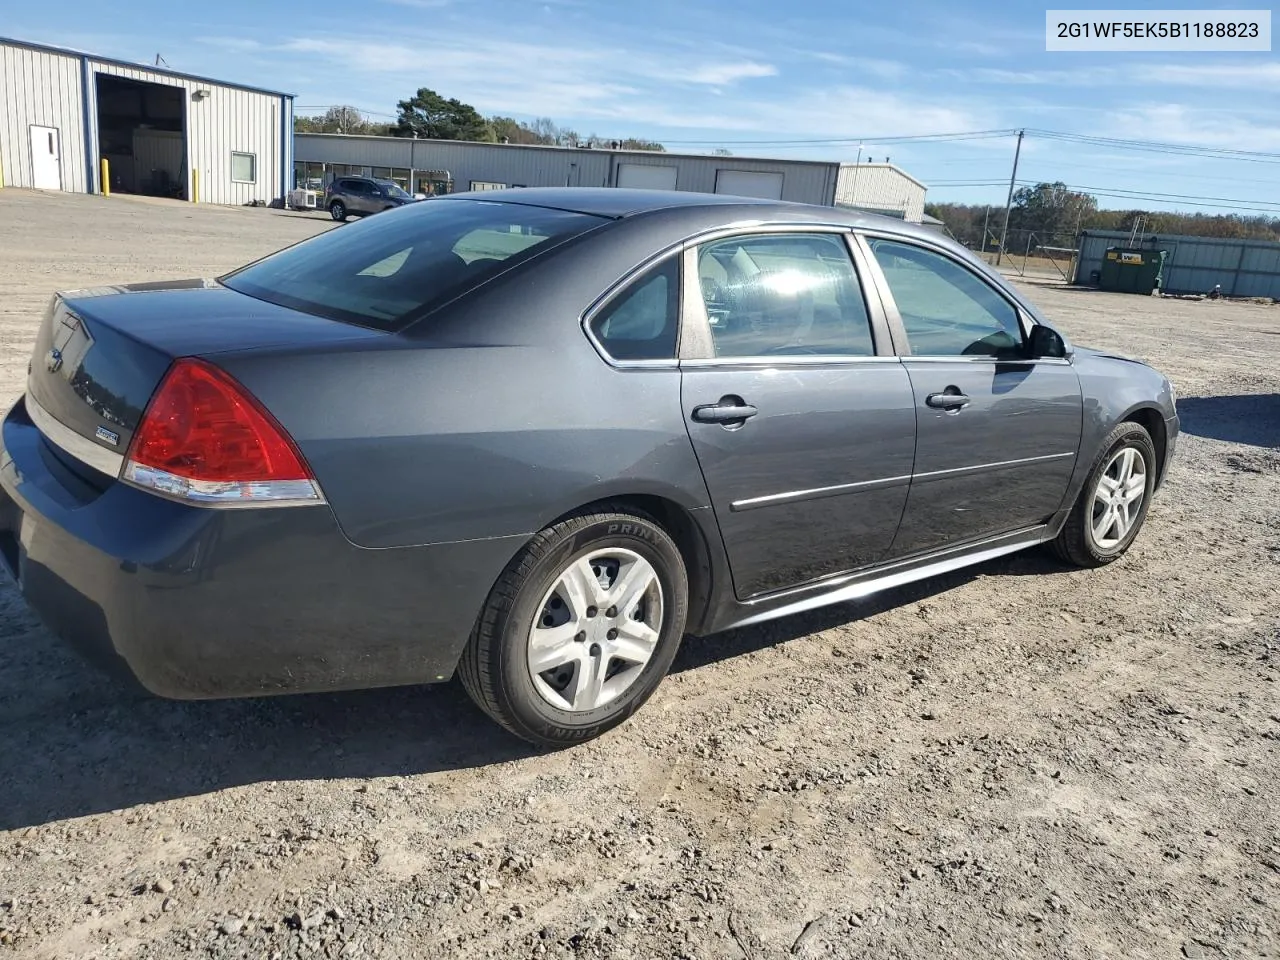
294,105,387,135
393,88,489,141
1009,181,1098,236
618,138,665,152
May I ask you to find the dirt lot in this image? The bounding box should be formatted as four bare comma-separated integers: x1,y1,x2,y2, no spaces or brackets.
0,189,1277,960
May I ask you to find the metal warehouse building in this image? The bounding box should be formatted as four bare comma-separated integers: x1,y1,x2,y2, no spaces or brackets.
294,134,930,221
1075,229,1280,298
0,36,293,205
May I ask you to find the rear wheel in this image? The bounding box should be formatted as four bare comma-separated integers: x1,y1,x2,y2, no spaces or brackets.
329,200,347,221
458,509,688,747
1051,421,1156,567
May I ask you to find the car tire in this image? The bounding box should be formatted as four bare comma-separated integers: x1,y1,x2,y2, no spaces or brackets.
329,200,347,222
458,507,689,748
1051,421,1157,568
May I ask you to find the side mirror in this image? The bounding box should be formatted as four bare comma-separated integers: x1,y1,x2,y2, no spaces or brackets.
1028,324,1068,360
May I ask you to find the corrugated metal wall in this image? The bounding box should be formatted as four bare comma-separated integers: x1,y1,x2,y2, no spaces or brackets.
1075,230,1280,298
294,135,841,205
0,44,87,191
87,60,284,205
833,164,927,222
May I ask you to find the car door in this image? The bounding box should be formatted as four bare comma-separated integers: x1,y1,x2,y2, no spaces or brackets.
679,229,917,600
857,234,1083,558
349,180,376,213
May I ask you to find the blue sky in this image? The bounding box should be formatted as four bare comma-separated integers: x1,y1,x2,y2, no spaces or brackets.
9,0,1280,214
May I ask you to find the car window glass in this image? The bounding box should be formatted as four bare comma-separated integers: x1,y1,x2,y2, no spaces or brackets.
868,239,1024,357
222,200,607,331
590,258,679,361
695,234,874,358
453,227,547,264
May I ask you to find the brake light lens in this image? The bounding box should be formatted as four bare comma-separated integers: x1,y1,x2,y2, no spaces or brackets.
122,358,323,507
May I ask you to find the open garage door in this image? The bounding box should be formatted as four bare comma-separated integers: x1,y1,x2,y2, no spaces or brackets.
616,163,678,190
95,74,186,199
715,170,784,200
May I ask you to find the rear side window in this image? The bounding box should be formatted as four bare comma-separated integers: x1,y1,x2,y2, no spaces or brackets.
589,258,679,361
222,200,607,331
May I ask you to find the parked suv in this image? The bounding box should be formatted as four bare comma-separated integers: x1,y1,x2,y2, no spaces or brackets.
324,177,415,221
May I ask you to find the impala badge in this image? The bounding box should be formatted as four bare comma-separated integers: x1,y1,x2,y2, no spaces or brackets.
95,425,120,446
45,348,62,373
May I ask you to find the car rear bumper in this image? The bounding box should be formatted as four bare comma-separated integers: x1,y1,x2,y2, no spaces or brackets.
0,396,524,699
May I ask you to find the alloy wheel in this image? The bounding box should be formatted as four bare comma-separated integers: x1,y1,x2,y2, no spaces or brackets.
1091,446,1147,549
527,548,664,712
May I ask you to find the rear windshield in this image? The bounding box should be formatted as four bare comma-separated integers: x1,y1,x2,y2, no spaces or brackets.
221,199,607,331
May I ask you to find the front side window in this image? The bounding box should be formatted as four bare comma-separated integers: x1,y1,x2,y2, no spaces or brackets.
222,199,606,331
589,258,679,361
378,180,411,200
231,152,256,183
867,239,1024,358
695,233,875,358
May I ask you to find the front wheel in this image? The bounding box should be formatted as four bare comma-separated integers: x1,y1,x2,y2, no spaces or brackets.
1051,421,1156,567
458,509,689,747
329,200,347,221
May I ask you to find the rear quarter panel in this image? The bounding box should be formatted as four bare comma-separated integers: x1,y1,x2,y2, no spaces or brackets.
214,219,716,549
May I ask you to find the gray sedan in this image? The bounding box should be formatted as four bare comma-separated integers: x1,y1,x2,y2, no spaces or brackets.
0,189,1178,746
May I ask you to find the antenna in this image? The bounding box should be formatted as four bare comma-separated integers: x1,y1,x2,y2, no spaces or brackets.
154,53,168,67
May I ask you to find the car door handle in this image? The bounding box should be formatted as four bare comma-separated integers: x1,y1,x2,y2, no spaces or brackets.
926,391,971,410
692,398,758,424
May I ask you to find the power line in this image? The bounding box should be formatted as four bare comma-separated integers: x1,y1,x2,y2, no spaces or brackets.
1027,128,1280,165
656,128,1020,146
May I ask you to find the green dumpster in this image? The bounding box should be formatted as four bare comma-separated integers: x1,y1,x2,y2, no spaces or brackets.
1099,247,1168,295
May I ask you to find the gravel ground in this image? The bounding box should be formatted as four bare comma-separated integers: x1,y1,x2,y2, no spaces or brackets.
0,189,1277,960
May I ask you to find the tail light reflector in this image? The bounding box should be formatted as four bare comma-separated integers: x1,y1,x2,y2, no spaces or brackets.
122,358,323,507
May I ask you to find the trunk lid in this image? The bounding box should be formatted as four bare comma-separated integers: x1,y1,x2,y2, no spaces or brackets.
26,279,385,469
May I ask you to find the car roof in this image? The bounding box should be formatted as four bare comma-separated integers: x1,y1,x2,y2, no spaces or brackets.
435,187,949,246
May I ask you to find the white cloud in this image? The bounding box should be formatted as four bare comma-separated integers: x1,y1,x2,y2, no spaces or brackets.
1090,103,1280,152
683,61,777,85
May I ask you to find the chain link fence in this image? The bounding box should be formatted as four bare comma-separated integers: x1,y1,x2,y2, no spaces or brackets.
948,225,1082,283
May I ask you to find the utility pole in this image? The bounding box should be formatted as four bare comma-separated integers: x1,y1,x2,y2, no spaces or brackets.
995,129,1024,268
982,205,991,259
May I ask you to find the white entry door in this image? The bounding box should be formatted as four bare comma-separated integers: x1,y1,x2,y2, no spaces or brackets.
30,126,62,191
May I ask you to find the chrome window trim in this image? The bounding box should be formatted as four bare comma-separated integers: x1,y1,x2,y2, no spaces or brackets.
679,356,902,369
901,355,1073,366
26,391,125,476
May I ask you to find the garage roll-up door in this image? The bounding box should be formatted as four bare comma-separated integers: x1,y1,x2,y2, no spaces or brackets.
616,164,678,190
715,170,784,200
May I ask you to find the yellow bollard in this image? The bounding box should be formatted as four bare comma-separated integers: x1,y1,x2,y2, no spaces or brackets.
100,158,110,197
191,168,198,203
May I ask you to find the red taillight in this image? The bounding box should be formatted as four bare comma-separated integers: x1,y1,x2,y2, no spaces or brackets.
122,358,323,507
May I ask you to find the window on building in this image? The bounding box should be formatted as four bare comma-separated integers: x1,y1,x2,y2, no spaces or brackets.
470,181,508,191
231,152,257,183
